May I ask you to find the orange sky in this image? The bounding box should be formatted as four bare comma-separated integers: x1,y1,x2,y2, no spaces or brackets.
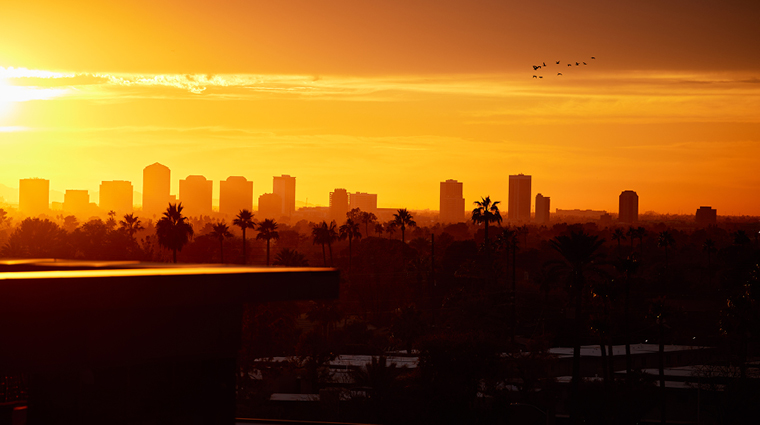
1,0,759,215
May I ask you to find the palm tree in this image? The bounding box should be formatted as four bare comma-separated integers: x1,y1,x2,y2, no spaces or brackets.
547,231,605,419
312,221,338,266
339,218,362,271
211,222,232,263
614,255,639,384
635,226,647,256
612,228,627,253
360,211,378,238
256,218,279,266
472,196,502,254
658,230,675,271
392,209,416,243
274,248,309,267
156,203,194,263
496,228,518,342
106,210,117,229
384,221,397,239
233,209,256,264
119,213,144,239
374,222,385,237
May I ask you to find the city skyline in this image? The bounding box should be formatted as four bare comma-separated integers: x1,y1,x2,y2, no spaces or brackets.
1,2,759,215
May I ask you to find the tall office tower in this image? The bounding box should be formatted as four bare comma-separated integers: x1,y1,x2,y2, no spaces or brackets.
439,179,465,223
535,193,550,225
63,190,89,214
330,188,349,222
19,178,50,216
179,175,213,217
100,180,133,214
618,190,639,223
220,176,253,217
349,192,378,215
508,174,531,221
257,193,283,220
273,175,296,217
695,206,717,226
143,163,171,217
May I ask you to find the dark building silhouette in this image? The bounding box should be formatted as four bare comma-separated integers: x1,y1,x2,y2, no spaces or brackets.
329,188,349,222
179,175,212,217
19,178,49,216
142,163,171,218
273,175,296,217
63,190,89,215
618,190,639,223
535,193,550,224
220,176,253,217
695,206,717,226
349,192,378,215
100,180,133,214
258,193,283,220
508,174,531,222
439,179,465,223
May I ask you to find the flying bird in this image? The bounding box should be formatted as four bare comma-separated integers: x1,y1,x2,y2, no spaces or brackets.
557,73,563,76
575,62,580,66
533,75,537,78
556,61,560,64
583,62,587,65
567,64,572,67
539,76,543,78
543,62,546,67
591,57,596,59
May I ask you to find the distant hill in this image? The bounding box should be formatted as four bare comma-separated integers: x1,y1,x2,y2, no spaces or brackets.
0,184,18,204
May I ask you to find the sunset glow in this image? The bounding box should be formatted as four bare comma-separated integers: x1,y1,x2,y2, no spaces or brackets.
1,1,759,215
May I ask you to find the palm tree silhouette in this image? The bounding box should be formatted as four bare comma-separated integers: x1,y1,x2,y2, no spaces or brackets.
119,213,144,239
211,221,232,263
106,210,117,229
657,230,675,271
384,221,397,239
472,196,502,254
233,209,256,264
612,228,627,253
256,218,279,266
547,231,605,419
274,248,309,267
360,211,378,238
312,221,338,266
374,222,384,237
339,218,362,271
392,209,416,243
156,203,194,263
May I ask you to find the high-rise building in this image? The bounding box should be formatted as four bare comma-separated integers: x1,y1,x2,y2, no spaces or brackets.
508,174,531,221
63,190,89,214
143,163,171,217
100,180,133,214
618,190,639,223
349,192,378,215
220,176,253,217
695,206,717,226
19,178,50,216
535,193,550,224
179,175,213,217
330,188,349,222
257,193,283,220
439,179,465,223
273,175,296,217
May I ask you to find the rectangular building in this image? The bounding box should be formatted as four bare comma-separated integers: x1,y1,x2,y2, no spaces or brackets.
19,178,50,217
439,179,465,224
273,175,296,217
535,193,550,224
508,174,531,222
179,175,213,217
100,180,133,214
220,176,253,217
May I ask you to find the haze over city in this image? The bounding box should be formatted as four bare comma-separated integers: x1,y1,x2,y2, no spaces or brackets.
1,1,759,215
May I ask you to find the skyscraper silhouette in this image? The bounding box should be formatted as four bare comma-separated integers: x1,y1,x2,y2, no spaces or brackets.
63,190,89,215
220,176,253,217
535,193,550,224
143,163,171,218
330,188,349,222
349,192,378,215
273,175,296,217
695,206,717,226
19,178,49,217
439,179,465,223
179,175,213,217
100,180,133,214
508,174,531,222
618,190,639,223
257,193,283,220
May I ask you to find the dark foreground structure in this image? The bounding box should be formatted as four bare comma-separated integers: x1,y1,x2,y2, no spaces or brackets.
0,260,339,425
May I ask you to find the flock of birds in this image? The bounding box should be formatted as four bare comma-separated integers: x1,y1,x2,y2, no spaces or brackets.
531,57,596,79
